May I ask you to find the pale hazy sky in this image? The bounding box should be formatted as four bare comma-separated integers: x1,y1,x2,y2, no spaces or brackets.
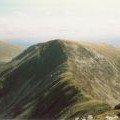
0,0,120,45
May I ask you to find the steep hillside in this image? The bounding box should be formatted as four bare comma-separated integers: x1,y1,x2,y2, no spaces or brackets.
0,40,119,119
0,41,23,63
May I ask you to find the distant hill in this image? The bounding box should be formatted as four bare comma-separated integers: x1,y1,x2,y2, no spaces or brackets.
0,41,23,63
0,40,120,119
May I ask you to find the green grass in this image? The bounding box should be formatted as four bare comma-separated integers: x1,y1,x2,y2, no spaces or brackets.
61,100,110,119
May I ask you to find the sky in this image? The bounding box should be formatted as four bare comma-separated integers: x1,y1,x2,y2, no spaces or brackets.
0,0,120,47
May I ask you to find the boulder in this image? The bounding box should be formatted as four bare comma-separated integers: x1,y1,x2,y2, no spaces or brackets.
114,104,120,110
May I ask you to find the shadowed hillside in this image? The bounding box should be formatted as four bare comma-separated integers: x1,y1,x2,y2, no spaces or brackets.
0,40,120,119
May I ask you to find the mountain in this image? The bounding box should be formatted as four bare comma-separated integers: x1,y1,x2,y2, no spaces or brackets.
0,39,120,119
0,41,23,63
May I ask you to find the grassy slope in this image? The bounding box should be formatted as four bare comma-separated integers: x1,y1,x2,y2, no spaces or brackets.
0,41,23,62
62,40,120,105
93,110,120,120
80,42,120,71
0,40,119,119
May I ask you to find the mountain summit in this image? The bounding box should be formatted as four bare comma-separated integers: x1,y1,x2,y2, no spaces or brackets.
0,40,120,119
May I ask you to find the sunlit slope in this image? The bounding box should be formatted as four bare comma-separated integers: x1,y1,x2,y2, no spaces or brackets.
0,40,119,119
0,41,23,62
63,40,120,105
80,41,120,71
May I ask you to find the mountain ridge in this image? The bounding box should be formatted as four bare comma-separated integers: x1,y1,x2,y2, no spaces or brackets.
0,39,119,119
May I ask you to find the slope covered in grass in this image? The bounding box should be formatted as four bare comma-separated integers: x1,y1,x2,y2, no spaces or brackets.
0,40,23,62
0,39,119,119
93,109,120,120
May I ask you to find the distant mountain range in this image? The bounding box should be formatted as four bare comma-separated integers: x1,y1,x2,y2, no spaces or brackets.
4,38,120,48
0,39,120,119
0,41,23,63
92,39,120,47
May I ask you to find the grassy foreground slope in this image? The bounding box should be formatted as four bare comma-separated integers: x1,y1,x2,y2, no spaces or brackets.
0,40,119,119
